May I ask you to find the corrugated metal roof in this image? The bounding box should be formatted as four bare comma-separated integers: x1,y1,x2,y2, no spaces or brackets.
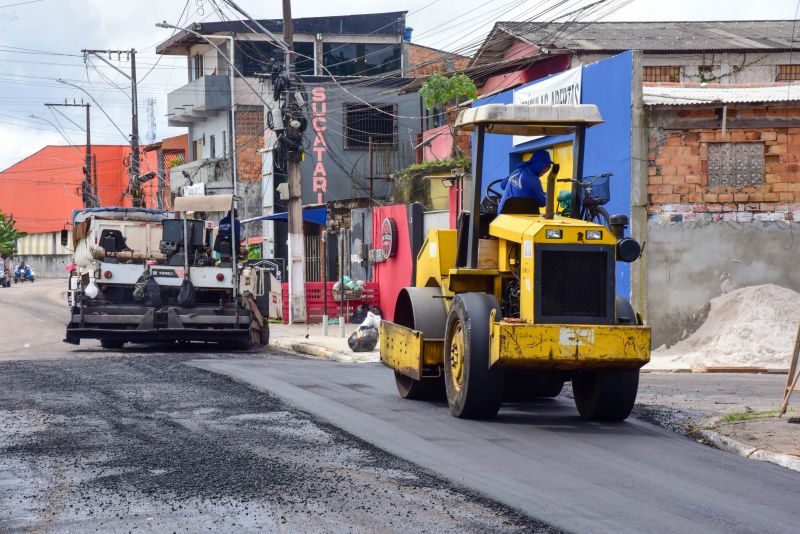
643,83,800,105
499,20,800,52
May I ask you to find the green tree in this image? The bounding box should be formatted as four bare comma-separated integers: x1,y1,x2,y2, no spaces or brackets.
419,73,478,110
0,210,26,256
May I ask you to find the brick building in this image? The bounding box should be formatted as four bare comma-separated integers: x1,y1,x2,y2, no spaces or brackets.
646,84,800,222
642,82,800,347
405,42,470,77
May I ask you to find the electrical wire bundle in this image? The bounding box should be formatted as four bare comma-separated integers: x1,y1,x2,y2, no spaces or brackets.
269,61,308,172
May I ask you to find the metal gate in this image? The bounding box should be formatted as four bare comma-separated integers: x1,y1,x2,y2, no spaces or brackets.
304,233,322,282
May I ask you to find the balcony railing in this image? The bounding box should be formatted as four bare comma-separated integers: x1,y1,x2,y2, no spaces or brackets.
167,75,231,126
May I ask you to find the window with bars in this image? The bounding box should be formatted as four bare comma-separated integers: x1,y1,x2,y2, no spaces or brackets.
777,65,800,81
344,103,397,149
707,143,764,188
323,43,401,77
643,66,681,83
235,40,316,76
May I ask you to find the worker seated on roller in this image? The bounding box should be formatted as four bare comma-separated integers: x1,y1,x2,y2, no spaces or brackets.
497,149,552,215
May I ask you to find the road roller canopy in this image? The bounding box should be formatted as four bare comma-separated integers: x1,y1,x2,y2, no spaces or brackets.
455,104,603,136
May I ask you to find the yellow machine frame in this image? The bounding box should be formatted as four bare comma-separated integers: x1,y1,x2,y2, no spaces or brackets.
379,103,650,419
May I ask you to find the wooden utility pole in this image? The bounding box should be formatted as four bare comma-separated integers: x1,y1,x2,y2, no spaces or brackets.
283,0,307,323
45,101,94,208
81,48,141,205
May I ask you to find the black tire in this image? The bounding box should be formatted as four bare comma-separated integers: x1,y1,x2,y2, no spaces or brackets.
394,372,445,400
504,372,564,400
572,370,639,421
444,293,505,419
572,295,641,421
260,323,270,346
100,339,124,349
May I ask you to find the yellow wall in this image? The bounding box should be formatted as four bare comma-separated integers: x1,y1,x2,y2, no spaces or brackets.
426,172,452,211
521,141,574,200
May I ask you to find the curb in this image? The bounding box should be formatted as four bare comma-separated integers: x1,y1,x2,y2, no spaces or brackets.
269,337,379,364
697,417,800,473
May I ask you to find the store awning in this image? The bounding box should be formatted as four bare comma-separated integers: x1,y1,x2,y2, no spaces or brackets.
242,206,327,226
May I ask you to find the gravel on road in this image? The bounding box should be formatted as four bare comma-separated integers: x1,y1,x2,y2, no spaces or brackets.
0,350,554,533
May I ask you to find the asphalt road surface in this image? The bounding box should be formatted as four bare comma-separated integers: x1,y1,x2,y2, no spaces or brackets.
0,281,548,532
2,280,799,533
194,358,800,534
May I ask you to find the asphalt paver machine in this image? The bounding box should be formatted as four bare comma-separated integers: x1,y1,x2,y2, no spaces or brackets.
380,104,650,420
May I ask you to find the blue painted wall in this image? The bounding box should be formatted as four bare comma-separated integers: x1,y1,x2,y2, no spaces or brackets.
473,51,634,298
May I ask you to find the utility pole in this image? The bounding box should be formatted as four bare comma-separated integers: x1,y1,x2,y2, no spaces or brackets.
81,48,142,206
283,0,307,323
45,101,95,208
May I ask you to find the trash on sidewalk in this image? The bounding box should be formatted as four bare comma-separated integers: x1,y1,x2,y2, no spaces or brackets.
348,311,381,352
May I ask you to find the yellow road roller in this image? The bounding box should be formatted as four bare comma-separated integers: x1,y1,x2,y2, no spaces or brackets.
380,104,650,420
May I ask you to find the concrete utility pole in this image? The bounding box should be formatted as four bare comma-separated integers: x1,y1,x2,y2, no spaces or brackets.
45,101,94,208
283,0,307,323
81,49,141,206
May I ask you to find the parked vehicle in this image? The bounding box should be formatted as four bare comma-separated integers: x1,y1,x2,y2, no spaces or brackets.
0,257,11,288
64,197,268,350
14,265,34,283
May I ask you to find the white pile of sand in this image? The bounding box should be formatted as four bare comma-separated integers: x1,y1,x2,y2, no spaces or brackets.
648,284,800,370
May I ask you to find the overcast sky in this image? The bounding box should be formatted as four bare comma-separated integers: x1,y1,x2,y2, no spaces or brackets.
0,0,798,170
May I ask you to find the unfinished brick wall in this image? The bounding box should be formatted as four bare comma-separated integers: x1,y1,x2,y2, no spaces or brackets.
647,105,800,222
235,106,264,183
407,43,470,77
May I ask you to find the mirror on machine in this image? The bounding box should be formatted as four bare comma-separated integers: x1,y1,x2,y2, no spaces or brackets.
60,229,69,247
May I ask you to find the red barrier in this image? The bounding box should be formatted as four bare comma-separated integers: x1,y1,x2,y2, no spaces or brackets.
281,282,381,324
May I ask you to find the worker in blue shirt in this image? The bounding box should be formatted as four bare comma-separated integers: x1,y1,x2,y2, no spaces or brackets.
218,209,241,256
498,149,553,214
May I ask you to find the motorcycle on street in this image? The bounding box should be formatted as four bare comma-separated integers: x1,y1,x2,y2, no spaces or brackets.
14,265,35,284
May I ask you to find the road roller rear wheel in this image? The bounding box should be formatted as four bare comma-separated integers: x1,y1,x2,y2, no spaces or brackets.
572,370,639,421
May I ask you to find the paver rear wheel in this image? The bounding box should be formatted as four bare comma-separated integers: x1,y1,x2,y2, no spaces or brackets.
444,293,504,419
100,339,124,349
572,370,639,421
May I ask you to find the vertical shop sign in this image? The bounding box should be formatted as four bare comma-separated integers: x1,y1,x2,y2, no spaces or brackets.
311,86,327,203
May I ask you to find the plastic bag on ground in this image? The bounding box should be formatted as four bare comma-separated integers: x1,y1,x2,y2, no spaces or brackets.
347,312,382,352
144,276,162,308
177,279,196,307
348,327,378,352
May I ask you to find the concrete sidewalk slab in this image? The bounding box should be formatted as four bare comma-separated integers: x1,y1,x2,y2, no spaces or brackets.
268,322,379,363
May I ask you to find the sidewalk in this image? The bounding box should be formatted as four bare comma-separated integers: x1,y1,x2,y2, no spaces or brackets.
268,322,379,363
636,372,800,473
